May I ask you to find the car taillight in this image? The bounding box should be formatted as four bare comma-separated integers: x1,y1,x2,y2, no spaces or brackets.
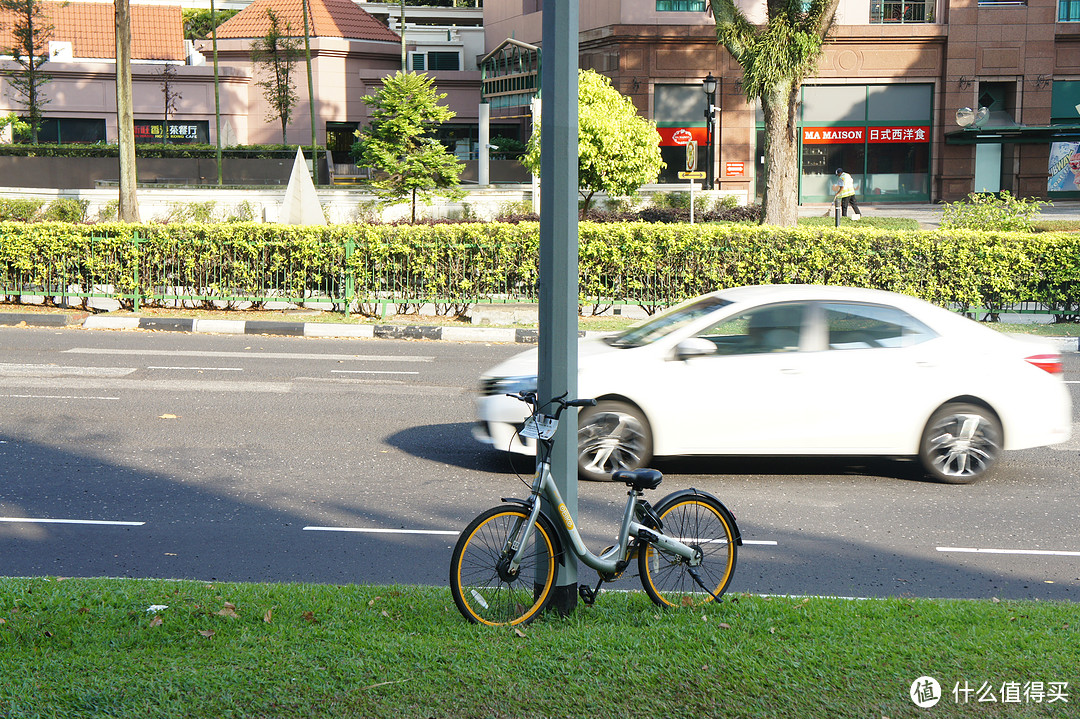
1025,354,1063,375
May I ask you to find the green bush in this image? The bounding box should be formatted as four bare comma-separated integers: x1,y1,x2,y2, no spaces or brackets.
940,190,1048,232
1,221,1078,321
42,198,90,223
0,198,44,221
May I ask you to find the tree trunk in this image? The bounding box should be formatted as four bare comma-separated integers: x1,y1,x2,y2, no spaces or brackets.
115,0,140,223
760,81,800,227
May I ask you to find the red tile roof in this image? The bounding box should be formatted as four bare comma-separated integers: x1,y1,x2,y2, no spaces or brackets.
0,1,185,62
216,0,400,43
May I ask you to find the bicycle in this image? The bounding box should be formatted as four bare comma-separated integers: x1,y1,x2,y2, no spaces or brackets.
450,391,742,626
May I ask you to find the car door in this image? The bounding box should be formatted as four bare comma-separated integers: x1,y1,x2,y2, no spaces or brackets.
792,301,945,451
648,302,819,454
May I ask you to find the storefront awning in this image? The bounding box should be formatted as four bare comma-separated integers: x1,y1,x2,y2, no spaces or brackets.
945,125,1080,145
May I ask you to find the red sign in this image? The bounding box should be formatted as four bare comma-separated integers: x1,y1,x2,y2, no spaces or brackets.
868,126,930,143
725,162,745,176
802,127,864,144
657,126,708,147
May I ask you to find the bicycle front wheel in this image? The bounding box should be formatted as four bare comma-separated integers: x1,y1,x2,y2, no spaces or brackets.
450,505,559,626
639,494,738,608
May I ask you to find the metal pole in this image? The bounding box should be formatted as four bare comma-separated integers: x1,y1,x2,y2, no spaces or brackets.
538,0,579,616
211,0,222,185
705,89,715,189
479,102,490,187
302,0,318,182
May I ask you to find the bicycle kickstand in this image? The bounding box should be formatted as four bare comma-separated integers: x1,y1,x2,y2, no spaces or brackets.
686,566,724,604
578,577,605,606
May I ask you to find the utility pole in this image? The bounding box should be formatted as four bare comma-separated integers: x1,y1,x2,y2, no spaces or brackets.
115,0,140,222
537,0,579,615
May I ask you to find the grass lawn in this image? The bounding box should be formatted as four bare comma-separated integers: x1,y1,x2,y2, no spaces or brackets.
0,577,1075,718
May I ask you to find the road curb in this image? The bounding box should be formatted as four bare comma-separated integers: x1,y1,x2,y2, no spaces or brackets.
3,311,1077,349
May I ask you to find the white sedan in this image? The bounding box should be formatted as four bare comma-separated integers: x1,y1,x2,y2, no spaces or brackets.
473,285,1072,484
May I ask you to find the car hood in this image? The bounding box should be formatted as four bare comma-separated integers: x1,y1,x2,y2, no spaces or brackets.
480,335,622,378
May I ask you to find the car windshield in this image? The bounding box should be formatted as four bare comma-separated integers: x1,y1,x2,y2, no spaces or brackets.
605,296,733,348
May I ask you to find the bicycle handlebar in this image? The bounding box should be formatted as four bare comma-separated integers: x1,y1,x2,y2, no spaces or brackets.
507,391,596,419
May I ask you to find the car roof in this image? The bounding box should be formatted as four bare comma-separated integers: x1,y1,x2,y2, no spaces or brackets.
714,284,930,308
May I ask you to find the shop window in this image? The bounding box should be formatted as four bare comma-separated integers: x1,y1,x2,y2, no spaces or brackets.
1060,0,1080,20
411,51,461,72
33,118,106,144
870,0,936,22
656,1,707,10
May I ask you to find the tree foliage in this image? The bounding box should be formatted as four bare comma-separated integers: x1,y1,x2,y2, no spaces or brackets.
352,71,465,223
523,69,664,217
711,0,839,226
0,0,53,144
250,9,302,145
182,8,238,40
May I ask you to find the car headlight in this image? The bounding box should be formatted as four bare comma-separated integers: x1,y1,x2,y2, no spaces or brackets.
480,375,538,396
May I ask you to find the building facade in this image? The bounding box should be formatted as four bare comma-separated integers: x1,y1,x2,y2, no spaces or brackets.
484,0,1080,203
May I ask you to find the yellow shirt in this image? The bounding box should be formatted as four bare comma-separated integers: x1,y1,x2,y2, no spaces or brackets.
836,172,856,198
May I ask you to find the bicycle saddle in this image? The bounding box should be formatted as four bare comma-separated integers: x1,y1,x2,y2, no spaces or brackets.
611,468,662,490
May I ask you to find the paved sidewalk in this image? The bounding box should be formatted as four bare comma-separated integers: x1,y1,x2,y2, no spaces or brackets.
800,199,1080,228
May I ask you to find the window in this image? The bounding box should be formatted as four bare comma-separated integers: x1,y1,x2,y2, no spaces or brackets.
34,118,106,144
656,0,707,10
823,303,935,350
695,304,806,355
428,52,460,71
870,0,935,22
1060,0,1080,21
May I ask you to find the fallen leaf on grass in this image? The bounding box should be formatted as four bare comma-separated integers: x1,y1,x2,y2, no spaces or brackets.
263,608,273,624
718,623,731,630
302,611,317,623
198,629,215,638
149,615,164,627
216,602,239,618
360,679,408,691
513,627,526,638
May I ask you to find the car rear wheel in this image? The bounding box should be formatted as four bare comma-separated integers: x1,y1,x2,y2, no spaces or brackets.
577,401,652,482
919,402,1002,484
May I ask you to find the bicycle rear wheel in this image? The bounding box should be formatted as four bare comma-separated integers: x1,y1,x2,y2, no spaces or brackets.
639,493,738,608
450,505,559,626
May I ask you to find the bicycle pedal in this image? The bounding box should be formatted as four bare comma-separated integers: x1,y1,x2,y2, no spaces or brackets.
577,584,597,605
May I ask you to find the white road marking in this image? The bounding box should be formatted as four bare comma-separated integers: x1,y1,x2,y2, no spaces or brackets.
0,517,145,526
303,526,459,536
147,366,243,371
330,370,419,375
2,377,291,393
0,363,136,377
0,394,120,400
937,546,1080,558
65,348,433,363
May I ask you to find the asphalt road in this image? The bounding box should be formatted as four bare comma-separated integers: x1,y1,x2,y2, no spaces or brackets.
1,325,1078,601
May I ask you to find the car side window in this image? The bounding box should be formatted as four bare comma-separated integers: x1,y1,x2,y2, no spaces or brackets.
823,302,936,350
694,303,805,355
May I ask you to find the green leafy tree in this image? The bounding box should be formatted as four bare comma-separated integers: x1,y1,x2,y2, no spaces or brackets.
711,0,840,226
181,8,238,40
250,9,301,144
522,69,664,217
352,71,465,223
1,0,53,144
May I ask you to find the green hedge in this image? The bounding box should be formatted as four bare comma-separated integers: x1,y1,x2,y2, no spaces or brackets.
2,221,1078,319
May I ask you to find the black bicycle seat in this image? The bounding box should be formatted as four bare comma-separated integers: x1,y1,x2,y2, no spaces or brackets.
611,468,663,490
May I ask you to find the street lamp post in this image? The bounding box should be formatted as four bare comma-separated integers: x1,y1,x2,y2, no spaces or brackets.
702,73,718,189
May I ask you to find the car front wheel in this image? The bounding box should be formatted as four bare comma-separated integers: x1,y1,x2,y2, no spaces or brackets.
576,401,652,482
918,402,1002,484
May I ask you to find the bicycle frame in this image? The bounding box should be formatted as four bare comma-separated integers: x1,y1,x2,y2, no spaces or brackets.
506,446,700,577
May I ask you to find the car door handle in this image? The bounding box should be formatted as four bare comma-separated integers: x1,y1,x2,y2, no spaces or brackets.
780,368,801,375
916,360,936,369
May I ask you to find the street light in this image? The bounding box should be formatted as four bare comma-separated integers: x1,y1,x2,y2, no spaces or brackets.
702,73,718,189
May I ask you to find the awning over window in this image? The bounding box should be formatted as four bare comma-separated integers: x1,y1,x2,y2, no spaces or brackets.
945,125,1080,145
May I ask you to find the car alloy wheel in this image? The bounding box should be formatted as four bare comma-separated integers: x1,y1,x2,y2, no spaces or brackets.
576,401,652,482
919,402,1002,484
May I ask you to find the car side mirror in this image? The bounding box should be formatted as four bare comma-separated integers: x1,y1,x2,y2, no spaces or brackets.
674,337,717,361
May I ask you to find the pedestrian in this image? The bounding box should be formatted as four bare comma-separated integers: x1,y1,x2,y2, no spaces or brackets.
833,168,861,220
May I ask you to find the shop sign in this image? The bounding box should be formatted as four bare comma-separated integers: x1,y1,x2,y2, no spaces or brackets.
869,126,930,143
657,126,708,147
133,120,210,144
802,127,863,144
725,162,745,176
